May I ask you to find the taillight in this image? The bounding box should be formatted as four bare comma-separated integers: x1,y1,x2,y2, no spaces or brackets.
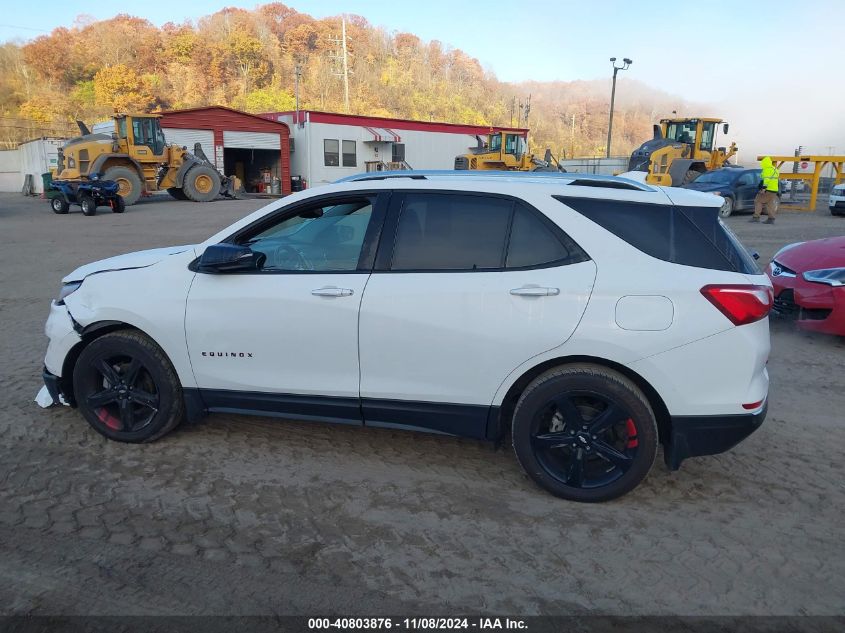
700,284,773,326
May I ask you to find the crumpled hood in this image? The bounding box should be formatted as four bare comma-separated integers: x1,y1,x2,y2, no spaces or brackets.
62,245,195,283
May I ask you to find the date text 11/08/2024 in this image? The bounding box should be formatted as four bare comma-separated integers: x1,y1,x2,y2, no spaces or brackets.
307,618,528,630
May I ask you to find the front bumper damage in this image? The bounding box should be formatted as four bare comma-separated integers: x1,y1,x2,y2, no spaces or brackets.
35,301,82,408
36,367,69,408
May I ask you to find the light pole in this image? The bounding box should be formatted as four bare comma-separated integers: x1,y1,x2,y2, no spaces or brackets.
606,57,631,158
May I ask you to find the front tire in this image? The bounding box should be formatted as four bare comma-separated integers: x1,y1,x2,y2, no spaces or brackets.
80,194,97,216
51,197,69,214
103,166,143,206
111,194,126,213
182,164,220,202
719,197,734,218
72,330,184,443
511,364,658,502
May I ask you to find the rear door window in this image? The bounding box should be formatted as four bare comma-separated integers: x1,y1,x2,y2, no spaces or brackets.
506,203,585,268
389,194,589,271
390,193,511,270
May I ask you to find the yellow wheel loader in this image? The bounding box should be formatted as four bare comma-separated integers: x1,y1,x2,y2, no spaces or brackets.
56,114,227,205
454,131,565,172
628,117,737,186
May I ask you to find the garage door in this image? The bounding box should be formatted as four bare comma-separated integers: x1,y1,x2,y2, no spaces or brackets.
162,128,214,153
223,131,281,150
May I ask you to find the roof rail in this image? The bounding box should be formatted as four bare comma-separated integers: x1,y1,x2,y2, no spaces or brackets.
335,170,655,192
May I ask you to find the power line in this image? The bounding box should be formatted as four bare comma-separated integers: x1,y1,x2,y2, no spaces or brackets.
0,23,51,33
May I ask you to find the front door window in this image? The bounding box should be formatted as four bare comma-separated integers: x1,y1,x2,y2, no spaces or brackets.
238,198,375,272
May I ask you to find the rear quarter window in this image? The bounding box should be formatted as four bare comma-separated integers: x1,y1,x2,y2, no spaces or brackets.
556,196,760,274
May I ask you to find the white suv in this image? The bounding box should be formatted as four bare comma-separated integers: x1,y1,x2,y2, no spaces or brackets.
39,172,772,502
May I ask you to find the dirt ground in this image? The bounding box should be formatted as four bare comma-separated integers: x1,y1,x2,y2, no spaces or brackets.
0,191,843,617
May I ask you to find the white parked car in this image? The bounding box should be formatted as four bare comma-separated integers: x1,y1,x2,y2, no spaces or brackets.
829,183,845,215
39,172,772,501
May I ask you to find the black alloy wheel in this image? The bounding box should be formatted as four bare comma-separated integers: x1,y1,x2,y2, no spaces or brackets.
512,364,657,502
73,330,184,442
83,355,159,433
530,391,639,489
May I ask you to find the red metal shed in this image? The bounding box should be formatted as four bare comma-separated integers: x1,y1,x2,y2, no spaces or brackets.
159,106,291,195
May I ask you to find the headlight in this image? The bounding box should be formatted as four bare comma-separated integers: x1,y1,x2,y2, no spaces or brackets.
57,281,82,304
802,268,845,287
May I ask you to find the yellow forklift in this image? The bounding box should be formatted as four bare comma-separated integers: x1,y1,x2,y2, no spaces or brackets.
628,117,737,186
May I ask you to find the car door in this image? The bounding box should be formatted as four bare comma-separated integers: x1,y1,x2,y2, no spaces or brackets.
358,191,597,438
185,192,388,422
735,171,760,209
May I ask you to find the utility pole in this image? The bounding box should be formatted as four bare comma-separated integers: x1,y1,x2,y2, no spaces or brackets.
791,145,804,198
341,16,350,113
606,57,632,158
570,113,576,159
517,95,531,128
294,64,302,126
329,17,351,113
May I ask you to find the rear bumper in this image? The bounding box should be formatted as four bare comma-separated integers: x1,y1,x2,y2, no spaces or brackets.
664,402,767,470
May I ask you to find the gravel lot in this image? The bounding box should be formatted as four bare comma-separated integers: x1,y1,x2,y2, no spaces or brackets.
0,191,843,617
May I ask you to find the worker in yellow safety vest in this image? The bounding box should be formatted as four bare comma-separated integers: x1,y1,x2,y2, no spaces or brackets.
751,156,780,224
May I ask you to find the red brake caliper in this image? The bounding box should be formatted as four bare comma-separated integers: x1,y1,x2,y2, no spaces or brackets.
97,408,122,430
625,418,638,449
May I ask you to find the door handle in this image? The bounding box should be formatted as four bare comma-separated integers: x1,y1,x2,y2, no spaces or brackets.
510,286,560,297
311,287,354,297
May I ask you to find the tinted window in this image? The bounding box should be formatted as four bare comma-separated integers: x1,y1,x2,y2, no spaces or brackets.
695,171,735,185
391,194,511,270
557,196,759,274
506,203,581,268
240,198,373,272
738,172,757,186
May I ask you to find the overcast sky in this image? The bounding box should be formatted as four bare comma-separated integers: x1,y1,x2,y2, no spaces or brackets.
2,0,842,160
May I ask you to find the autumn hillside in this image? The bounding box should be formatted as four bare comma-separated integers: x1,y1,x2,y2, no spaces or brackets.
0,4,693,156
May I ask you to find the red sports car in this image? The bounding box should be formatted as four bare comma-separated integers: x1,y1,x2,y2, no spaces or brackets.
767,236,845,336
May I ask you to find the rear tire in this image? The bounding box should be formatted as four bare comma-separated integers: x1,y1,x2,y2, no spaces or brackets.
72,330,184,443
182,164,220,202
103,166,143,206
511,364,658,502
167,187,188,201
51,197,69,214
80,194,97,216
719,197,734,218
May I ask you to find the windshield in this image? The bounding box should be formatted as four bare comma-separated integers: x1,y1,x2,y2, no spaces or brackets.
694,171,736,185
665,121,697,145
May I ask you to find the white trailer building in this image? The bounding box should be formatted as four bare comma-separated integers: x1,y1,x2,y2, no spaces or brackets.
264,110,528,187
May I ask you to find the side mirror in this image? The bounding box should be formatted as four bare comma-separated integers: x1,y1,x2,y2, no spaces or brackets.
198,243,264,274
723,123,729,134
